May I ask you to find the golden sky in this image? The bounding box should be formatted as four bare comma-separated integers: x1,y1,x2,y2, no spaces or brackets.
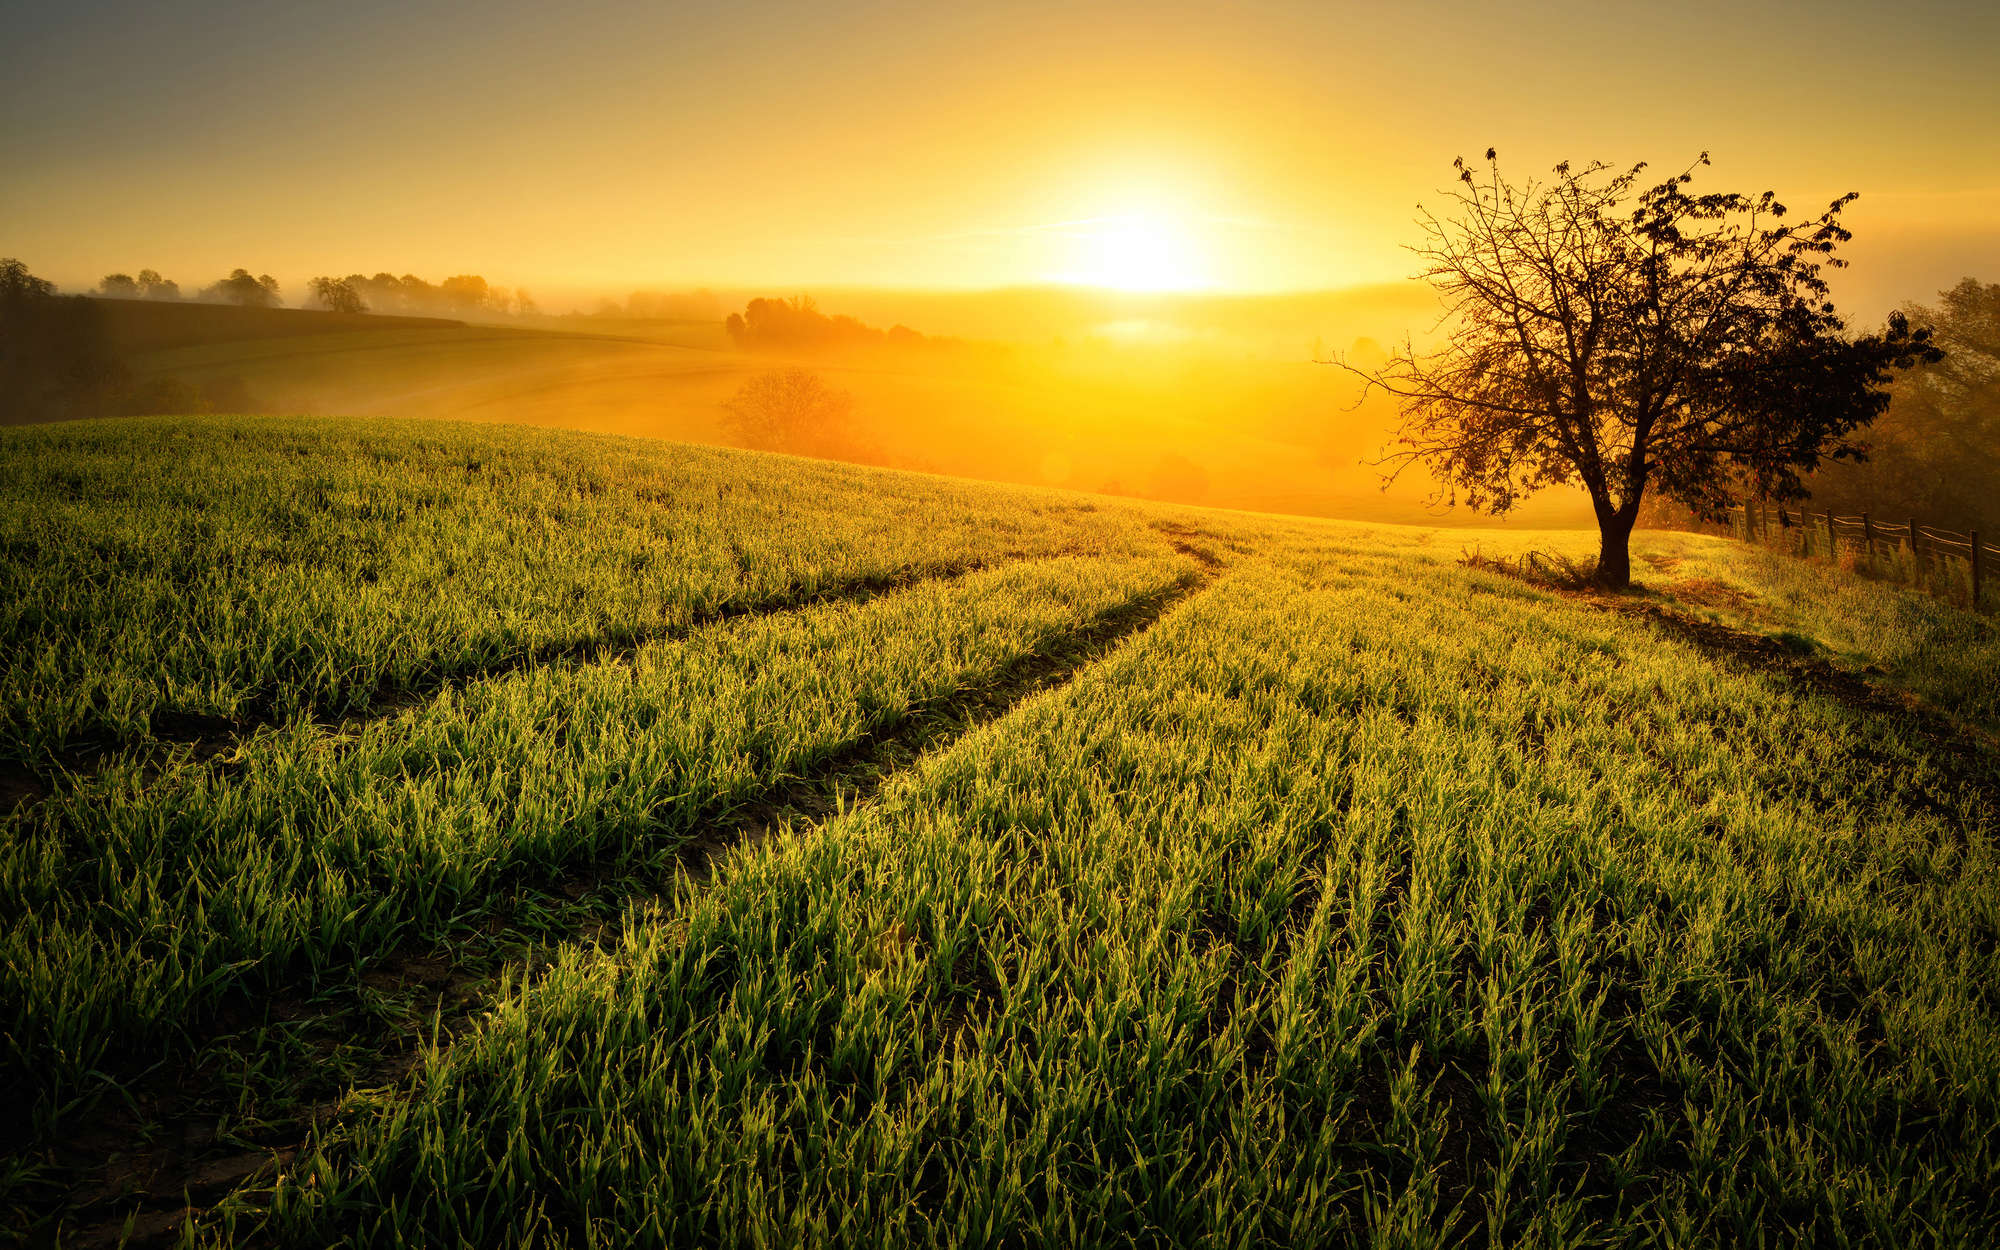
6,0,1996,313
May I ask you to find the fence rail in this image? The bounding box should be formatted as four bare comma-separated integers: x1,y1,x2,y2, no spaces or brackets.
1716,502,1994,611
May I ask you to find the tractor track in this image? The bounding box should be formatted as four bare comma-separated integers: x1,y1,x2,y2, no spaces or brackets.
15,547,1231,1249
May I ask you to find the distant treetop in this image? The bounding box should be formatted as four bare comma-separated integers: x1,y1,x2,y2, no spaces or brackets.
201,269,283,308
724,296,929,352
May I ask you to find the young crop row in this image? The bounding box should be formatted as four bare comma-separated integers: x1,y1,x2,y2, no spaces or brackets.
0,552,1199,1140
0,416,1165,775
253,541,2000,1248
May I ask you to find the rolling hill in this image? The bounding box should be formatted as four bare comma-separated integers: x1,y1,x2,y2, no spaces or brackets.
2,415,1995,1246
92,297,1598,528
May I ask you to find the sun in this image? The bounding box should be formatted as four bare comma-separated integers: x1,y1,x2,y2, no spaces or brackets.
1075,211,1207,291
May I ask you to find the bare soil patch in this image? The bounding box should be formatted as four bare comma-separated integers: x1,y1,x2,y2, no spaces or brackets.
1663,576,1760,614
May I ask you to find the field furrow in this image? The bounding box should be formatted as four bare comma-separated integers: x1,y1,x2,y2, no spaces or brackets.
1,555,1005,814
0,554,1199,1150
6,418,1997,1250
0,416,1168,778
29,544,1229,1248
250,552,1998,1249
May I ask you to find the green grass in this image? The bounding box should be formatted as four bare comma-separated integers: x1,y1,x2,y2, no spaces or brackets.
1465,528,2000,728
0,415,1151,774
2,416,1995,1247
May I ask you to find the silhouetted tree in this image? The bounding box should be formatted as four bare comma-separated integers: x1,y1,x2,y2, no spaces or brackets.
1,257,56,304
1338,151,1939,588
134,269,180,301
202,268,282,308
397,273,435,312
97,273,139,299
347,273,402,311
307,276,367,314
340,274,375,307
439,274,489,314
721,369,872,460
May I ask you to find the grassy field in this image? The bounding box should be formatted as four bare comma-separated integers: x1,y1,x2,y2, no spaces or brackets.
2,416,1996,1247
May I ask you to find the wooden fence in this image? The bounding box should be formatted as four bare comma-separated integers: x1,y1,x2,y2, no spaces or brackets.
1719,501,1995,611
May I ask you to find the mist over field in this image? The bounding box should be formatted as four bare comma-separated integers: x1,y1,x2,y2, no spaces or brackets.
59,282,1603,526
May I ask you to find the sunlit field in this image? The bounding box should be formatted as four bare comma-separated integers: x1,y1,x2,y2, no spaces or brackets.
8,0,1996,1242
3,416,1994,1247
85,295,1600,530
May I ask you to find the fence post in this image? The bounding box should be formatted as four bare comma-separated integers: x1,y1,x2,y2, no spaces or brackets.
1863,512,1874,561
1826,510,1837,562
1910,517,1921,588
1975,531,1983,609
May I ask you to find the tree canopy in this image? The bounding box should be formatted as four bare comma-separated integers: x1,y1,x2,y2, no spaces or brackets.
720,368,876,463
307,276,367,314
1803,278,1998,533
201,268,283,308
1341,152,1939,587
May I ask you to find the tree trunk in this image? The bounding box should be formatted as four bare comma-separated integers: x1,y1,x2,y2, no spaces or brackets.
1596,512,1635,589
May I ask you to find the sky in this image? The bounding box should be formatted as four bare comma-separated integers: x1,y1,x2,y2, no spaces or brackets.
5,0,1997,315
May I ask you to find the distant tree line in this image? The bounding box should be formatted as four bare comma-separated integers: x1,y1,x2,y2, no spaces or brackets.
97,267,281,307
300,272,539,318
94,269,184,301
90,267,536,317
3,258,257,423
724,296,929,352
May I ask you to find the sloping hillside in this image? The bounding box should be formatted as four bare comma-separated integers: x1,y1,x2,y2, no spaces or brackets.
86,298,1598,527
2,416,1995,1247
95,297,470,355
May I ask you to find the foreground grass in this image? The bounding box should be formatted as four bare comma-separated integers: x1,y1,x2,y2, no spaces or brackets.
2,417,1996,1246
249,539,1999,1246
1465,527,2000,730
3,549,1201,1134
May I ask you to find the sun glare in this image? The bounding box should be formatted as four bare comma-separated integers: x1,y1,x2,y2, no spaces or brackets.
1072,212,1208,291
